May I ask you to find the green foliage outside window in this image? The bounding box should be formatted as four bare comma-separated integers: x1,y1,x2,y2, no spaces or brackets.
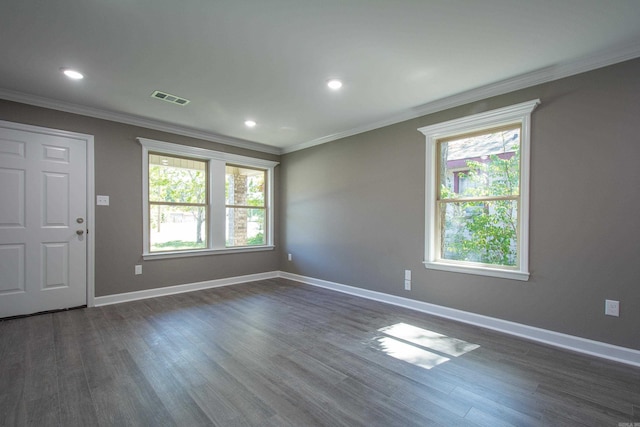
149,156,207,251
440,133,520,267
225,167,266,246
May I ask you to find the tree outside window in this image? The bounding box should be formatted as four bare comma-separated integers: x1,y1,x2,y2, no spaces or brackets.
438,127,520,267
140,137,278,258
148,153,207,252
420,99,538,280
225,165,266,247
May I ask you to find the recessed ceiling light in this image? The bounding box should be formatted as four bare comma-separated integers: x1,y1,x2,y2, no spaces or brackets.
327,79,343,90
61,68,84,80
245,120,257,128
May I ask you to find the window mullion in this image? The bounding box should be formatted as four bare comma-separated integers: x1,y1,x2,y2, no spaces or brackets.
225,204,266,209
210,160,226,250
439,195,519,203
150,201,208,207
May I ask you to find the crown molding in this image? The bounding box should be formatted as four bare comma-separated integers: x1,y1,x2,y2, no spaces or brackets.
282,41,640,154
2,41,639,157
0,88,282,155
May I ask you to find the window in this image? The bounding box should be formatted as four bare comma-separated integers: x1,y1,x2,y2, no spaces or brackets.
438,125,521,266
149,154,208,252
225,165,266,247
419,100,540,281
139,138,278,259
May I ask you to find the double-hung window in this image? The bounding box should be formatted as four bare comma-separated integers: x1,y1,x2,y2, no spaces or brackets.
139,138,278,259
225,165,267,247
419,100,539,281
148,153,208,251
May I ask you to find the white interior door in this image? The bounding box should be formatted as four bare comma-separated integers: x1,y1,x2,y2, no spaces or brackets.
0,122,88,317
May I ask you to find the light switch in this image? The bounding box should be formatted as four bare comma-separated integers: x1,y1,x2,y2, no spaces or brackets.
97,195,109,206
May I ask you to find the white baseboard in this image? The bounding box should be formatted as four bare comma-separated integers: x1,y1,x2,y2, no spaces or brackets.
279,271,640,368
93,271,279,306
92,269,640,367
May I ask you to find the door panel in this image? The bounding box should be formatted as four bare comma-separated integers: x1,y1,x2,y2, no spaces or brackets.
43,242,69,289
43,172,69,226
0,244,25,293
0,168,25,226
0,124,87,317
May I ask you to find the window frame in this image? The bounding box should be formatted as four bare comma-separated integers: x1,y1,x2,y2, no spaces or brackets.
148,152,209,253
225,164,268,247
139,137,278,260
418,99,540,281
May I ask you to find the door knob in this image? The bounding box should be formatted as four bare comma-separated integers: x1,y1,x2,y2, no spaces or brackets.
76,230,84,235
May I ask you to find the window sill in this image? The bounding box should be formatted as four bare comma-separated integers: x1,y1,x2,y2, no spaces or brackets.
143,245,275,260
423,260,529,281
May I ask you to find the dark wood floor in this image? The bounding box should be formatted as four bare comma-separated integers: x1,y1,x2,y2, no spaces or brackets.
1,278,639,426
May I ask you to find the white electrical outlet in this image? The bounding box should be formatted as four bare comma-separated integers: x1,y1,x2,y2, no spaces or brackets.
135,265,142,275
404,270,411,290
97,195,110,206
287,253,292,261
605,300,619,317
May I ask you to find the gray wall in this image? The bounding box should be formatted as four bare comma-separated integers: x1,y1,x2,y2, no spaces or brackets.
2,58,638,350
280,58,640,350
0,100,281,297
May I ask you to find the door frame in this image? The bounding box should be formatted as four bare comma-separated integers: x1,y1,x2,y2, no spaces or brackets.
0,120,95,307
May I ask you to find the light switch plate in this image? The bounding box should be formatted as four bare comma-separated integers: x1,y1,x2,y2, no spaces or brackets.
97,195,109,206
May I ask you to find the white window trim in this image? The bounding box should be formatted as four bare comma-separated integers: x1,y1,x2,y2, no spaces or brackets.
138,137,278,260
418,99,540,281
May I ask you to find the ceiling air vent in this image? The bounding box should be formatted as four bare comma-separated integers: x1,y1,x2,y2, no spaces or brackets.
151,90,190,106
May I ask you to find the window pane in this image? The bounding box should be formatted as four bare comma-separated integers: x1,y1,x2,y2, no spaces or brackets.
149,154,207,204
439,128,520,199
150,205,207,251
225,165,265,206
226,207,266,246
440,200,518,266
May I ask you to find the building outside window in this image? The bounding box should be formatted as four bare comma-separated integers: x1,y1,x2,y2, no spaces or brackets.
419,100,539,281
438,126,520,266
225,165,267,247
139,138,278,259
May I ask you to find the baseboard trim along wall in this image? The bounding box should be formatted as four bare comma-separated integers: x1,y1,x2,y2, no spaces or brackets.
93,269,640,367
93,271,279,306
279,271,640,368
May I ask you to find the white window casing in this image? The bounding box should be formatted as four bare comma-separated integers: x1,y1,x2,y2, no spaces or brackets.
139,137,278,260
418,99,540,281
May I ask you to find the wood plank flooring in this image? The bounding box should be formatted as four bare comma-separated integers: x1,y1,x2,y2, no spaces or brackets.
1,278,639,426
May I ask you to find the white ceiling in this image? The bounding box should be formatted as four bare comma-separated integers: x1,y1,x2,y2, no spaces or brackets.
1,0,640,154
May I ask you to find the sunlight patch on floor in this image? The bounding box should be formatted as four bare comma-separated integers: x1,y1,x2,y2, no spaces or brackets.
379,322,480,357
373,322,480,370
374,336,450,370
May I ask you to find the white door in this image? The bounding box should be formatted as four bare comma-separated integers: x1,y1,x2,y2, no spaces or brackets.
0,122,88,317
